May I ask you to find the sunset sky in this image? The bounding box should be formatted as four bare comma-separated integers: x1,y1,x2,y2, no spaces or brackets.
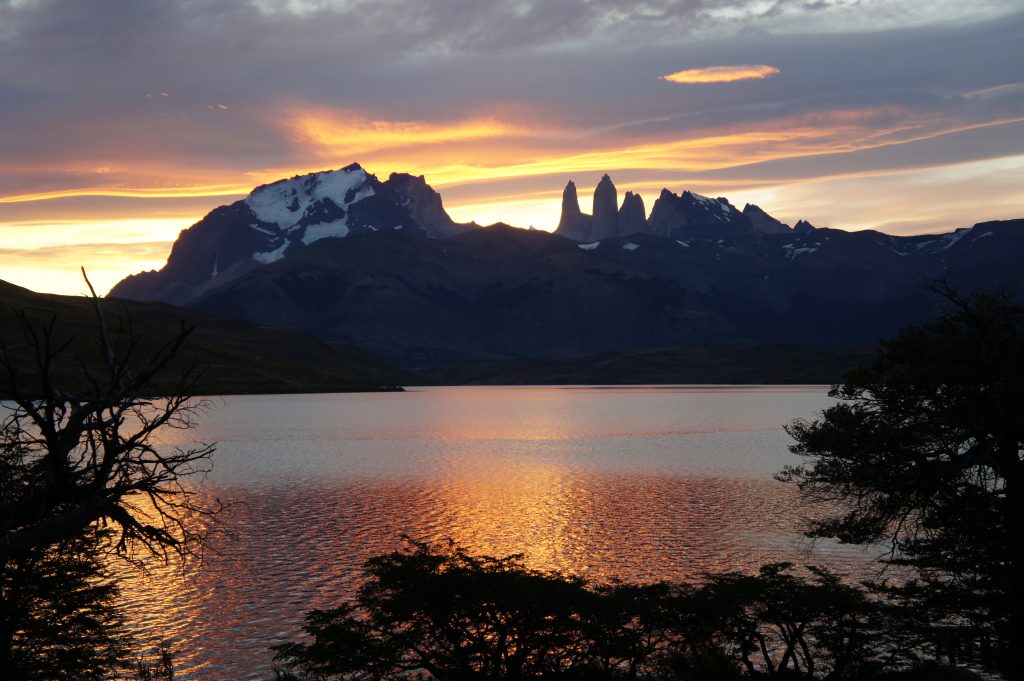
2,0,1023,295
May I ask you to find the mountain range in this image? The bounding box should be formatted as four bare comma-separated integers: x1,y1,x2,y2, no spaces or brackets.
109,165,1024,377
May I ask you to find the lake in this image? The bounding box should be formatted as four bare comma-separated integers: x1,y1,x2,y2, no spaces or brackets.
111,386,875,680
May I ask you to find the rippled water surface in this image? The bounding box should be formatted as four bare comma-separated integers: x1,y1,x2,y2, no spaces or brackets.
112,386,874,680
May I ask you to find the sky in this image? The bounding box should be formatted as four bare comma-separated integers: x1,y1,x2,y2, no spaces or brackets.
1,0,1023,295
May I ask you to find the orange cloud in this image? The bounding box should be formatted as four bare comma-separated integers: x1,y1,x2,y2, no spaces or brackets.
660,65,780,84
286,109,529,156
0,184,250,204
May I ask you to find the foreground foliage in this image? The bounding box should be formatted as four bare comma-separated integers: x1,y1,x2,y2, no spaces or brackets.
0,274,217,677
272,541,934,681
780,288,1024,678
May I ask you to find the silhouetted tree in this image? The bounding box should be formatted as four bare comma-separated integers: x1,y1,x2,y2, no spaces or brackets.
580,581,684,679
273,540,700,680
693,563,891,679
0,519,129,679
272,542,895,680
780,287,1024,678
0,272,218,676
275,540,592,679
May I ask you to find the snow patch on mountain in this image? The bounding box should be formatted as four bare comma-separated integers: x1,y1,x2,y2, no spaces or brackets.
578,242,601,251
351,185,375,203
246,167,369,230
240,166,386,263
943,228,970,248
787,247,818,260
302,219,350,244
253,241,290,264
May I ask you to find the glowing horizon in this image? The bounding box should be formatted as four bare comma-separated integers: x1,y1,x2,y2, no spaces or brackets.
2,1,1023,295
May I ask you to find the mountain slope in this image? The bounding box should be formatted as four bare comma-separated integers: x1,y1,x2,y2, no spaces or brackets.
1,279,412,394
175,219,1024,366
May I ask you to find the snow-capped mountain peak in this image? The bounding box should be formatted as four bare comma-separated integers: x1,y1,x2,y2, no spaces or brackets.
108,163,473,304
245,164,373,232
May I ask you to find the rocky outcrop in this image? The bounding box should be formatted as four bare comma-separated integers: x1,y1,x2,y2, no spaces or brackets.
557,177,653,240
618,191,647,236
555,181,593,241
794,219,817,234
386,173,473,239
647,189,690,238
646,189,752,240
590,175,620,241
743,204,791,234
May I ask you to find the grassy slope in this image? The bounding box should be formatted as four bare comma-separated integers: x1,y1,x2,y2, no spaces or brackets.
0,279,414,395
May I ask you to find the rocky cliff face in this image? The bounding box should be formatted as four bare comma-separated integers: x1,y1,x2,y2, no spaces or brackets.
743,203,792,235
558,177,772,243
590,174,620,241
556,177,649,241
386,172,475,239
647,190,751,240
555,180,592,241
618,191,647,237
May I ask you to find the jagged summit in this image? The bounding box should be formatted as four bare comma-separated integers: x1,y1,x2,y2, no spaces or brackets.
556,180,592,241
555,175,654,241
109,163,473,304
619,191,646,236
591,174,619,241
386,172,474,240
244,164,376,263
554,174,805,242
743,203,792,235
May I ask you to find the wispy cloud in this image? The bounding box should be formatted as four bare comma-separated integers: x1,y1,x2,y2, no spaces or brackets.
660,65,780,84
285,109,529,156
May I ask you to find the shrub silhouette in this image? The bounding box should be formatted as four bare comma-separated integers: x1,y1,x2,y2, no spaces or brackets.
272,542,922,680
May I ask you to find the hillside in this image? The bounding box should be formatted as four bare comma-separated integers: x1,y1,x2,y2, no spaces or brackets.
0,279,412,395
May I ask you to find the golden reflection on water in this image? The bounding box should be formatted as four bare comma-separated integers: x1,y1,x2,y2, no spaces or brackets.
109,471,867,681
104,387,874,680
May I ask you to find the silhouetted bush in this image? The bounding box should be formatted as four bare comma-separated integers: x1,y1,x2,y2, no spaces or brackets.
273,541,905,680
